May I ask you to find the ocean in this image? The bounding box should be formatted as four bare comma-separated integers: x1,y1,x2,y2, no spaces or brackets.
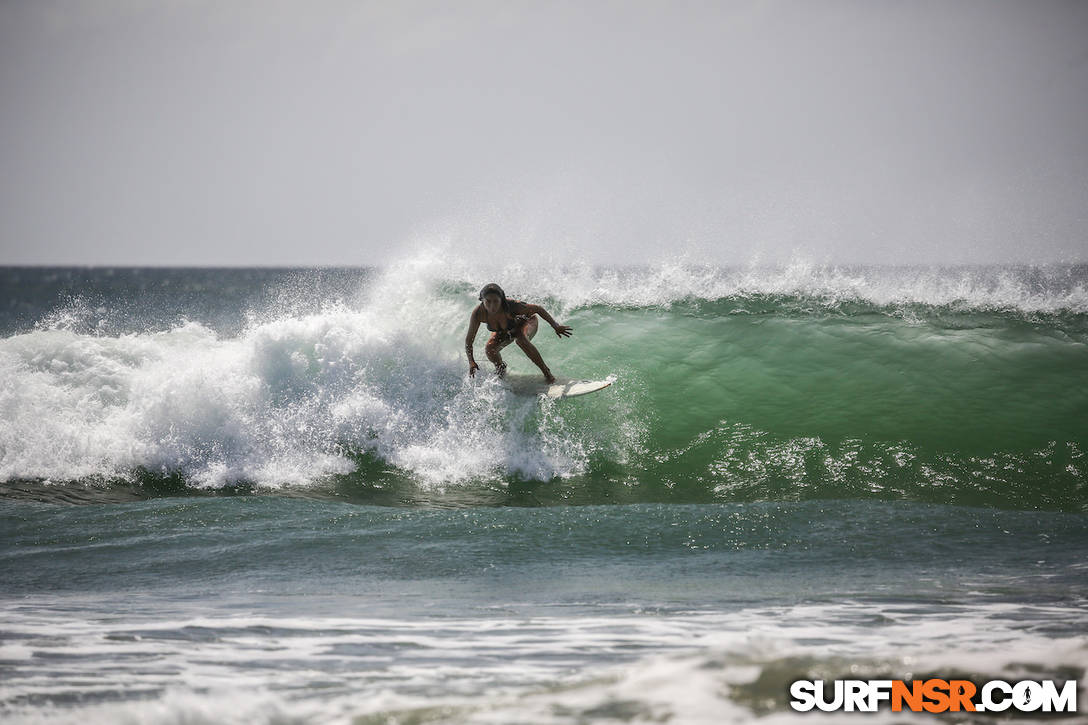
1,257,1086,723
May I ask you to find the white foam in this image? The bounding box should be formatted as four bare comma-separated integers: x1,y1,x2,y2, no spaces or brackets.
0,260,593,487
1,600,1084,725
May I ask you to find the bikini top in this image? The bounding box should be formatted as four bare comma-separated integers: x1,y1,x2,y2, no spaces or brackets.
483,300,530,333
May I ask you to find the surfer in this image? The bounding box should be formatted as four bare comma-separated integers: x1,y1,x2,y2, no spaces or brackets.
465,283,573,383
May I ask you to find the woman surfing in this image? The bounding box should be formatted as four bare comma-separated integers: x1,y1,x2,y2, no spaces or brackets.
465,283,573,383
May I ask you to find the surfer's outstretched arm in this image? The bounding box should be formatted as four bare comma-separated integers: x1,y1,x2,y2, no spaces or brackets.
465,308,481,377
525,304,573,337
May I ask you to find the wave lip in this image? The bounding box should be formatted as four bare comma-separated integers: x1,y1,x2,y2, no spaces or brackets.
418,258,1088,315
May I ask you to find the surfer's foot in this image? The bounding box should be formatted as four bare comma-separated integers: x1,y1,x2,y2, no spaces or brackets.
543,370,555,384
495,362,508,379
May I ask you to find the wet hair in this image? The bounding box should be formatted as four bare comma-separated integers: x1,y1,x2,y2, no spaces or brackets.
478,283,511,313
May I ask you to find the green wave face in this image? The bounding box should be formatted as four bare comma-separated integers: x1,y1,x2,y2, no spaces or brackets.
521,301,1088,512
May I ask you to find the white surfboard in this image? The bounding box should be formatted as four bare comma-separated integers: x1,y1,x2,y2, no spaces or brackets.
504,374,612,399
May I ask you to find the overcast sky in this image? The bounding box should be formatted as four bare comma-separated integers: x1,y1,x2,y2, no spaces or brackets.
1,0,1086,266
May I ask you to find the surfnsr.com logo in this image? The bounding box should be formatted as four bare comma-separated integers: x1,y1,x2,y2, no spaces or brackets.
789,679,1078,713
